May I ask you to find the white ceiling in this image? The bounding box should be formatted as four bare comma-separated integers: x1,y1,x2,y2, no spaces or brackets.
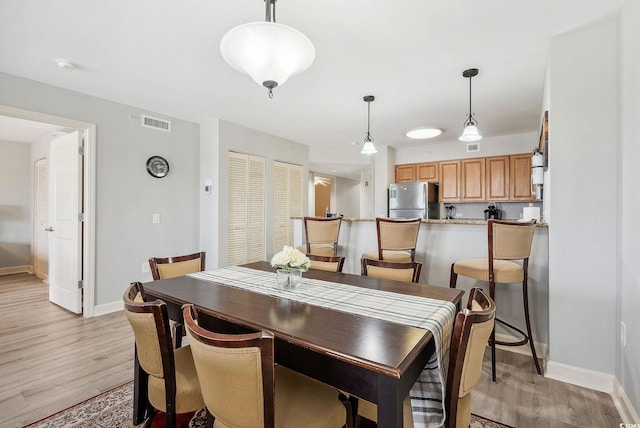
0,0,622,177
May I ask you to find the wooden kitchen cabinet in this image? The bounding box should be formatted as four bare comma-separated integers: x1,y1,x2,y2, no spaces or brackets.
510,153,534,200
395,164,416,183
486,155,510,201
439,160,461,202
416,162,438,182
461,158,485,201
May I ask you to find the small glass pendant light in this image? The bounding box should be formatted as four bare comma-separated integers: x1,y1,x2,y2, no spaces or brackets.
459,68,482,142
361,95,378,154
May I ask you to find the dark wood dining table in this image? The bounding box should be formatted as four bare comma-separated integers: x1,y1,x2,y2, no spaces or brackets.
136,261,464,428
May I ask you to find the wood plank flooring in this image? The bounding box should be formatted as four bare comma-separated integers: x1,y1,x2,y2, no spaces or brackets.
0,273,622,427
0,273,134,428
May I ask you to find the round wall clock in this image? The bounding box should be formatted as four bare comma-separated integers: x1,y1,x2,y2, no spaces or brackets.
146,156,170,178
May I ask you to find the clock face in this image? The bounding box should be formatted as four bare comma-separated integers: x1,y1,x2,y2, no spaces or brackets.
146,156,169,178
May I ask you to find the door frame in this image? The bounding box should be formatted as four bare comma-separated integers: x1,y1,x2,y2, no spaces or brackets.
0,104,97,317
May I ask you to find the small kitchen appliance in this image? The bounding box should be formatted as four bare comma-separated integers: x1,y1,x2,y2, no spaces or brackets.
484,202,502,220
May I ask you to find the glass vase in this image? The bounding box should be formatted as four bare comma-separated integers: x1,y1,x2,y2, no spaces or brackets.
276,269,302,289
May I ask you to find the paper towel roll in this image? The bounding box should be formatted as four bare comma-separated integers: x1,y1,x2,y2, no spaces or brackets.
523,206,540,221
532,167,544,185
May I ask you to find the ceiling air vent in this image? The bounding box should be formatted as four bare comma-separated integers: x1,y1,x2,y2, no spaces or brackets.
466,142,480,153
141,114,171,132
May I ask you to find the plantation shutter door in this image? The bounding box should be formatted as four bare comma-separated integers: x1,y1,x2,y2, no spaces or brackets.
228,152,248,266
34,159,49,279
288,164,302,247
247,156,265,263
273,162,289,253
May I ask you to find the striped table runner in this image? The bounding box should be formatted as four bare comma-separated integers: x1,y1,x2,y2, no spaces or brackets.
189,266,456,428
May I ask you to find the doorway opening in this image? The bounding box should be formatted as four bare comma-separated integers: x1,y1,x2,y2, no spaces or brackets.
0,105,96,316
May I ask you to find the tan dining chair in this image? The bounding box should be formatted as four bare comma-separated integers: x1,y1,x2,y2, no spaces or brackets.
182,304,349,428
148,251,206,348
297,216,343,256
308,254,346,272
123,282,205,428
361,258,422,283
149,251,206,280
362,217,421,263
449,219,541,381
356,288,496,428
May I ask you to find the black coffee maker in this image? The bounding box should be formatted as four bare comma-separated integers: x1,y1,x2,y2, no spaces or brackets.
484,202,502,220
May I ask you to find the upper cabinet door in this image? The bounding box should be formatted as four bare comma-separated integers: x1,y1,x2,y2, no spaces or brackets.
395,164,416,183
486,156,510,201
439,160,461,202
510,153,534,201
416,162,438,182
461,158,485,201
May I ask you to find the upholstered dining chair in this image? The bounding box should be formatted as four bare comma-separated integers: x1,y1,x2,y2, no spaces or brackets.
149,251,206,280
182,304,349,428
308,254,346,272
362,217,421,263
449,219,541,381
123,282,205,428
356,288,496,428
149,251,206,348
361,259,422,283
297,216,343,256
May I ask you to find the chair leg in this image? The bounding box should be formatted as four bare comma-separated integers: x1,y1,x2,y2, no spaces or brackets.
449,263,458,288
489,280,497,382
522,277,543,375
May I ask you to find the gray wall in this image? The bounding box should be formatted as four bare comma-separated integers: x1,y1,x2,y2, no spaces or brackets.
619,1,640,415
0,140,31,268
547,17,618,374
0,72,201,305
334,176,360,218
201,119,309,268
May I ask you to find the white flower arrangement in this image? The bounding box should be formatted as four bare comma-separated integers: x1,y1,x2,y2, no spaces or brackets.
270,245,311,272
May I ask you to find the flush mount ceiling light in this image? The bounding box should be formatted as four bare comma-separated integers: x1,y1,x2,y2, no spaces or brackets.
220,0,315,98
361,95,377,155
406,127,442,139
459,68,482,142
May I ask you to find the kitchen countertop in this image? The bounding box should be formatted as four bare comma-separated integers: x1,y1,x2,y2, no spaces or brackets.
293,217,547,227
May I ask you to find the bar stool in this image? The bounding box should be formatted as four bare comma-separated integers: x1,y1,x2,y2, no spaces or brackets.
361,217,421,262
297,216,343,256
449,219,541,381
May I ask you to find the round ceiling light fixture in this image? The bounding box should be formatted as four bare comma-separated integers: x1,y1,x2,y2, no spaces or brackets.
406,128,442,139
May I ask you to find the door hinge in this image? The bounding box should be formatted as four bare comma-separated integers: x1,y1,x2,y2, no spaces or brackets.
78,146,85,156
78,213,85,222
78,280,84,289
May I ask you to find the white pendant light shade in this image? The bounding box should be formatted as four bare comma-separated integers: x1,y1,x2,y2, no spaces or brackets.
361,139,377,154
220,21,315,93
459,123,481,142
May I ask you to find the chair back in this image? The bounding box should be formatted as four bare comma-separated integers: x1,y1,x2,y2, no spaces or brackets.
149,251,206,280
183,304,276,428
489,220,536,261
123,282,175,385
361,258,422,283
445,288,496,428
307,254,346,272
376,217,421,260
303,216,343,255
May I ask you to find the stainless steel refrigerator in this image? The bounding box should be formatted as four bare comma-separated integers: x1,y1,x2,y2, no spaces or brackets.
388,182,440,219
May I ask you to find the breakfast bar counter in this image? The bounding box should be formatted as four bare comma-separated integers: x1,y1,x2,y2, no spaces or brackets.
293,217,549,350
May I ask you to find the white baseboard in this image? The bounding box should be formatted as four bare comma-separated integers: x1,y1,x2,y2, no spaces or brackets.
494,332,548,361
613,377,640,423
93,300,123,316
545,360,614,393
0,265,34,276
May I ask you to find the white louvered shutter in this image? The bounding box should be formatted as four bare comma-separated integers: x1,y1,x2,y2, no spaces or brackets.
34,159,49,279
247,156,265,263
273,161,303,253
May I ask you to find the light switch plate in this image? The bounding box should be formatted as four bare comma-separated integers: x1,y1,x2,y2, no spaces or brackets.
152,213,160,224
142,262,150,273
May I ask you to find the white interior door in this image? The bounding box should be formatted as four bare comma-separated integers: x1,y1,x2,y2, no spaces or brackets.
34,158,49,281
48,131,82,313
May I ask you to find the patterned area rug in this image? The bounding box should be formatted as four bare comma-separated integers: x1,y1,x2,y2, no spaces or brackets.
23,381,512,428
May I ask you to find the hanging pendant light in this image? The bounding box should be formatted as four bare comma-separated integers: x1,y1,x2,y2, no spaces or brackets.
220,0,315,98
361,95,377,154
459,68,482,142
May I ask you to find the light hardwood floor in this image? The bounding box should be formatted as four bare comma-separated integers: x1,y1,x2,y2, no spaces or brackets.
0,273,623,428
